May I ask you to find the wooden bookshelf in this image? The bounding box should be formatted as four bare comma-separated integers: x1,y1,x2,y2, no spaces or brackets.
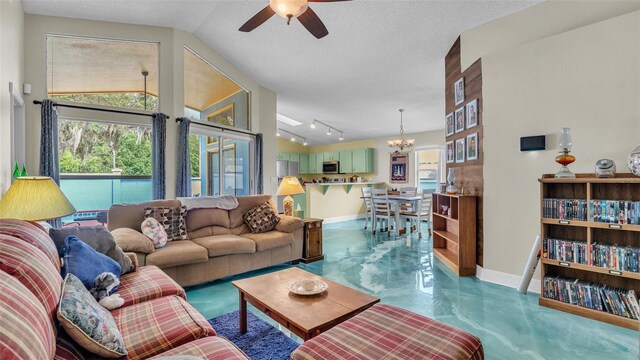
432,193,476,276
539,173,640,331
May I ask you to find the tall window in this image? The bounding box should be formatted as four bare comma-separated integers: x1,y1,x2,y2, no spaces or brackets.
47,35,159,111
184,47,253,196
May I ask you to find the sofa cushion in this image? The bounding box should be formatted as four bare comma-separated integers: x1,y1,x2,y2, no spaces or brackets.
0,270,57,360
117,265,186,308
55,333,87,360
148,337,249,360
58,274,128,358
0,218,61,269
192,235,256,257
111,295,216,360
108,199,181,232
242,231,294,252
229,195,276,228
141,217,168,248
61,236,122,291
189,225,232,240
185,207,231,231
112,227,156,254
291,304,485,360
145,206,188,240
50,225,134,274
145,240,208,268
243,202,280,234
0,234,62,323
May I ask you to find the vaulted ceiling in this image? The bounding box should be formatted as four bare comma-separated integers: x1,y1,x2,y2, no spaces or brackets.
22,0,540,144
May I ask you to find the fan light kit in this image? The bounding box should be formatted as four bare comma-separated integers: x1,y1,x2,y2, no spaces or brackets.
239,0,352,39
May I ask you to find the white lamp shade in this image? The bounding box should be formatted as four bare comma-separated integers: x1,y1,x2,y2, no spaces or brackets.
270,0,309,18
0,176,76,221
277,176,305,196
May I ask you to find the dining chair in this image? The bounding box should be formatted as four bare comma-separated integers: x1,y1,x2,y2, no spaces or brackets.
361,187,374,230
400,189,432,239
371,188,394,236
400,187,417,196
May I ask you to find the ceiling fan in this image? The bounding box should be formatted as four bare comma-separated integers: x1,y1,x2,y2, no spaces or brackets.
239,0,351,39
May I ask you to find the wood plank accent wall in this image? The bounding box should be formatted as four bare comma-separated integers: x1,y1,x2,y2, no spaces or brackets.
444,37,484,266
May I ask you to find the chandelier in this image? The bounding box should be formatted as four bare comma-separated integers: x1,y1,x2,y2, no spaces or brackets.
387,109,414,152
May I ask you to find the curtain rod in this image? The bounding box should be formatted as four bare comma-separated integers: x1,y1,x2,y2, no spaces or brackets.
177,117,258,137
33,100,163,118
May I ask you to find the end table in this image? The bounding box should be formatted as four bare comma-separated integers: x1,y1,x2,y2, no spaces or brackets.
302,218,324,263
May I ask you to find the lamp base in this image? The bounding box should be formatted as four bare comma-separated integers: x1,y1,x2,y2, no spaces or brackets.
283,196,294,216
555,166,576,179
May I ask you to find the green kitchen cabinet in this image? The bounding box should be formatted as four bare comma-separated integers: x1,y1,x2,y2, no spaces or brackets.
352,148,374,173
288,153,300,163
339,151,353,173
308,153,318,173
323,152,339,161
299,153,309,174
277,152,288,161
315,153,324,173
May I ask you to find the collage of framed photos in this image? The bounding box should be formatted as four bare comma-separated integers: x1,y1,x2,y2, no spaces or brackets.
445,77,479,164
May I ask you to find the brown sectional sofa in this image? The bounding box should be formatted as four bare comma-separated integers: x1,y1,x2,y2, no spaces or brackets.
108,195,305,287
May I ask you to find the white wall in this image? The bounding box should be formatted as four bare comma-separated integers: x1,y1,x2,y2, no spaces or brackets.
22,14,277,199
480,10,640,278
0,0,24,196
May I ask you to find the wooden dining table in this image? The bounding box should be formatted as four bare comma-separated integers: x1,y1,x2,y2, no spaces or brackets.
362,195,422,235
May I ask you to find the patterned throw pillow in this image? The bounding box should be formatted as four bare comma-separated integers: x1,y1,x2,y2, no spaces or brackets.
243,202,280,234
144,206,188,241
57,274,128,358
141,217,168,248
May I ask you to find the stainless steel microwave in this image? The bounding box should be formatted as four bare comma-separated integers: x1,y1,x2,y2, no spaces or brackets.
322,161,340,174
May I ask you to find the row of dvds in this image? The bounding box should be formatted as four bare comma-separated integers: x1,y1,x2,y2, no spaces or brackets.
590,200,640,224
543,276,640,320
542,238,587,264
542,198,588,221
542,238,640,273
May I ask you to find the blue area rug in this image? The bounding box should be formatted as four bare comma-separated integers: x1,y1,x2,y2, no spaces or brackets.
208,310,300,360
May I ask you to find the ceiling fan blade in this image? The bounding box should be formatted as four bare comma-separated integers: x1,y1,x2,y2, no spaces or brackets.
297,7,329,39
239,6,275,32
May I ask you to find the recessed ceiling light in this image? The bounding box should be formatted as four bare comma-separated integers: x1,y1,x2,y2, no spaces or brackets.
277,113,302,126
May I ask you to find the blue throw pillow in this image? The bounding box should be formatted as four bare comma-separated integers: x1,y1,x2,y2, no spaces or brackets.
61,236,121,292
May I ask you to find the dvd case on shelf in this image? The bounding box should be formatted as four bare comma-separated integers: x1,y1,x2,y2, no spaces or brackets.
543,198,588,221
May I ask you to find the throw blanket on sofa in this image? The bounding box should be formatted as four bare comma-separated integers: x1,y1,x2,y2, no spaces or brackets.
178,196,239,211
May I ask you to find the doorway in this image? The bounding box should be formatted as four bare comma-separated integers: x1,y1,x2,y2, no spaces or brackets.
415,147,443,192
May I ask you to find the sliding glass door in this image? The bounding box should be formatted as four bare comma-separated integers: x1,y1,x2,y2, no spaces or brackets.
191,127,254,197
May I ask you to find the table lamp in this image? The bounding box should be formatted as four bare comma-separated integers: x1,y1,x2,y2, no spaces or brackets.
276,176,304,216
0,176,76,223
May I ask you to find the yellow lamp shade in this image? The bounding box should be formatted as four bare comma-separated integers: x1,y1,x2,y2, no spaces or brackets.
276,176,304,196
0,177,76,221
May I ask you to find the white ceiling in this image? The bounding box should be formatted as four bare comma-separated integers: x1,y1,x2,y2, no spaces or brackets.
22,0,540,145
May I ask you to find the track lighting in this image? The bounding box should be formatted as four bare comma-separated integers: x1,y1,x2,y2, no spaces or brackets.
326,128,332,136
303,139,308,146
310,120,316,129
290,136,296,142
276,129,281,136
339,132,344,141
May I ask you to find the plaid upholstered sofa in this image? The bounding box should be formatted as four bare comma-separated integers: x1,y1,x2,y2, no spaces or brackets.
108,195,305,287
0,219,249,360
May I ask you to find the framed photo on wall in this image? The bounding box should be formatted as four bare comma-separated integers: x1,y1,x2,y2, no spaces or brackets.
454,77,465,105
466,99,478,129
390,152,409,183
445,112,454,136
454,107,465,133
446,140,454,164
467,132,478,161
455,138,465,163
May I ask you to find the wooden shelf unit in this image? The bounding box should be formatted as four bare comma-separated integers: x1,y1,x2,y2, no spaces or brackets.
432,193,476,276
539,173,640,330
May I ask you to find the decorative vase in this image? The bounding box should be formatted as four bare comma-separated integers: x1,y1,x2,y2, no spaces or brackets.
628,145,640,177
446,168,458,194
555,128,576,178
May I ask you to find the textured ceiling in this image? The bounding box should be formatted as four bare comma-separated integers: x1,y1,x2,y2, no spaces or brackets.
22,0,540,145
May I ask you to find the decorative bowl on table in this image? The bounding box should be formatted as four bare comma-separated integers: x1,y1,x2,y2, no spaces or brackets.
289,279,328,295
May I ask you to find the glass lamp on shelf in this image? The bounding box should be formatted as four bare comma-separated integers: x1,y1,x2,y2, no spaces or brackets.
628,145,640,177
555,128,576,178
446,168,458,194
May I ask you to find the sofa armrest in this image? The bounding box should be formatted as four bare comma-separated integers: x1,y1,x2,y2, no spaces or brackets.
124,252,139,271
111,228,155,254
275,215,305,233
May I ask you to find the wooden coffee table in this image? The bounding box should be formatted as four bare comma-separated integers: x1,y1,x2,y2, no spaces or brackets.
231,267,379,341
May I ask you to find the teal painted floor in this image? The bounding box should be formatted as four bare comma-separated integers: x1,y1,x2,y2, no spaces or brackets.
186,220,639,359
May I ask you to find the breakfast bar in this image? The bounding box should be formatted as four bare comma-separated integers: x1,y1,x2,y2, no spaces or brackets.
304,182,384,221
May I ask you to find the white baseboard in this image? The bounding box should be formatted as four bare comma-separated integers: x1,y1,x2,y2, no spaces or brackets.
476,265,540,294
322,214,366,224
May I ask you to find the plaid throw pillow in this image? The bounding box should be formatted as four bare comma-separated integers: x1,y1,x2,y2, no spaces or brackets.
144,206,188,240
244,202,280,234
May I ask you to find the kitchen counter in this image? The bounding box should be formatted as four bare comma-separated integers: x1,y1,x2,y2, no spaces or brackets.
303,182,385,221
305,182,384,195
